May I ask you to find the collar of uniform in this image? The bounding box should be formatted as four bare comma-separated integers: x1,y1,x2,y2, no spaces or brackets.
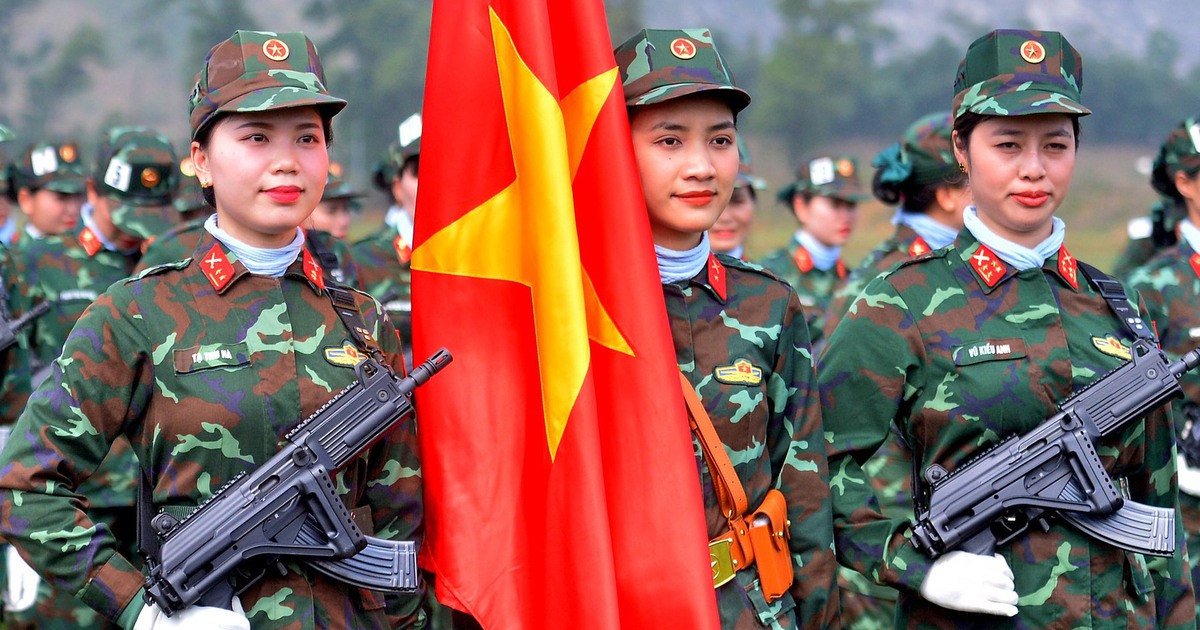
688,252,728,303
955,230,1016,294
1042,245,1080,291
893,224,930,257
190,233,327,295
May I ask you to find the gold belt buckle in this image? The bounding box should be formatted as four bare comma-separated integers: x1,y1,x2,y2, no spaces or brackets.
710,537,736,588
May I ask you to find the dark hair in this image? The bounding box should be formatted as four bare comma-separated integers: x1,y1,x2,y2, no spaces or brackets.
953,112,1081,151
872,168,966,214
195,110,335,207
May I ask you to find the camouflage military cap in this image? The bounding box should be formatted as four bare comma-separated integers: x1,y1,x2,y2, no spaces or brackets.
778,155,866,204
189,30,347,139
614,28,750,112
323,162,364,202
170,157,209,215
873,111,958,187
1150,116,1200,196
11,140,87,194
735,135,766,191
95,127,179,239
952,29,1089,121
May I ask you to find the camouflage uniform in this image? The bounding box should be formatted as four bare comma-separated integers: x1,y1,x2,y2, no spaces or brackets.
1112,198,1183,279
0,242,31,425
350,222,413,344
617,28,838,629
0,233,425,629
8,140,87,243
757,156,865,349
819,30,1194,629
134,217,208,273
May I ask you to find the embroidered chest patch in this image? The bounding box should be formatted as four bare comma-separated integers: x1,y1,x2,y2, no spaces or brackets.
714,359,763,386
952,338,1028,366
325,341,368,367
173,342,251,374
1092,335,1132,361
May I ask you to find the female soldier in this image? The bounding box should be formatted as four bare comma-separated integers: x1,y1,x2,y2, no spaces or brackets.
616,28,837,629
0,30,425,629
757,155,865,351
823,111,970,338
1127,115,1200,612
818,29,1193,628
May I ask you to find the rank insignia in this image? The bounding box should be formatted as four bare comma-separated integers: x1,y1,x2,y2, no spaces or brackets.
707,253,726,301
1057,245,1078,290
1092,335,1132,361
836,258,847,280
79,227,102,256
200,243,235,291
302,248,325,291
969,245,1007,288
1190,253,1200,281
714,359,763,386
908,237,930,257
394,234,412,264
792,246,814,273
325,342,367,367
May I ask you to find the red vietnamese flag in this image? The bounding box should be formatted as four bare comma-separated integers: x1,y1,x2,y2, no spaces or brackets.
411,0,719,627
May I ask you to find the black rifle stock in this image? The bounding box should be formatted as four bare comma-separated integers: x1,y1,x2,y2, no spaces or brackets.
0,301,50,353
911,339,1200,559
142,348,452,616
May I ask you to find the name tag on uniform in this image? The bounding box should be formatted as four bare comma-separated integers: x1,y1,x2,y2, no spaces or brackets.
952,338,1027,366
174,342,251,374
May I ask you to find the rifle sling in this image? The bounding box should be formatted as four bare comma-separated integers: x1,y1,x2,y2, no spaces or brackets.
1077,262,1156,343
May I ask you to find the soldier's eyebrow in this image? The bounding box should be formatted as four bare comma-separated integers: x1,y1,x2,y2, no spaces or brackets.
232,120,322,132
648,120,736,133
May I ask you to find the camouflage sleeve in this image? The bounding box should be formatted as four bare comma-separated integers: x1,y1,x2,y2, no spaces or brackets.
357,292,428,628
0,289,149,621
1127,292,1195,628
817,276,934,595
773,290,839,628
0,258,32,424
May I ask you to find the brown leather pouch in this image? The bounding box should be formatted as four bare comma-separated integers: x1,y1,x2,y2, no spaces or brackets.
747,488,792,603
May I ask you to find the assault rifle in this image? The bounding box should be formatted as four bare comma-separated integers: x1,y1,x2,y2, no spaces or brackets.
0,302,49,353
911,339,1200,559
142,348,452,616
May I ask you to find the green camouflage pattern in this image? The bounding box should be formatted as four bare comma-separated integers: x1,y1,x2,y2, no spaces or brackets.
1112,199,1185,279
1152,116,1200,182
614,28,750,112
952,29,1089,121
306,228,361,288
0,232,427,628
351,226,412,347
873,112,958,188
322,163,364,202
667,254,838,629
134,217,208,274
189,30,347,137
777,156,867,205
1127,239,1200,612
10,141,87,195
817,228,1193,628
825,224,926,339
755,241,846,351
0,243,31,424
94,127,180,240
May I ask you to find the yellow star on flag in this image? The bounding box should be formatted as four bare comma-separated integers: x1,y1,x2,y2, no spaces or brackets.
412,7,633,459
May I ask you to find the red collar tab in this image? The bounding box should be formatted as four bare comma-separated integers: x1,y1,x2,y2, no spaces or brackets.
1057,245,1078,290
79,227,103,257
302,248,326,291
969,244,1007,288
707,253,727,301
836,258,847,280
199,243,235,291
908,237,931,257
792,246,814,273
393,234,412,264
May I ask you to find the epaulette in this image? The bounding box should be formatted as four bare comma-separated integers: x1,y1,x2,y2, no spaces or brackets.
125,258,191,283
719,253,792,287
892,247,948,273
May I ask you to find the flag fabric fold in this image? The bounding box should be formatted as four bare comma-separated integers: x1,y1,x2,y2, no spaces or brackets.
411,0,720,627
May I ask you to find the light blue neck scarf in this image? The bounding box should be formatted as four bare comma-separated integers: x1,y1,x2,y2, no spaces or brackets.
204,214,304,278
0,213,17,246
963,206,1065,271
795,230,841,271
657,232,711,284
1178,219,1200,254
893,208,959,250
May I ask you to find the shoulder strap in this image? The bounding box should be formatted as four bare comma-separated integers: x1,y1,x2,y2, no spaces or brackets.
1077,261,1156,342
678,372,748,519
325,285,386,363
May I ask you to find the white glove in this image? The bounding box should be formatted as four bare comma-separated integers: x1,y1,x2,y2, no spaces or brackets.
919,550,1018,617
133,595,249,630
3,545,39,612
1177,454,1200,497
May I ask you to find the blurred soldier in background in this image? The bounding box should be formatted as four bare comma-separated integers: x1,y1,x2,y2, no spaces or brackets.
708,136,766,259
304,162,362,286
